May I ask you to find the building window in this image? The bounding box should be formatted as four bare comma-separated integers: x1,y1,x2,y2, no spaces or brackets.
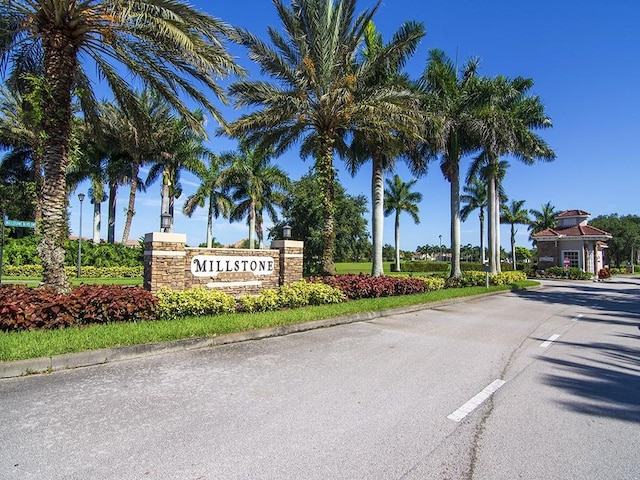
563,251,579,268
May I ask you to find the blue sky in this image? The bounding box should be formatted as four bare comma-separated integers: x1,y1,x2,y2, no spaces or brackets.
66,0,639,252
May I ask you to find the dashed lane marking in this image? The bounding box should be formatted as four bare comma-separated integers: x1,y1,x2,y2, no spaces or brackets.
447,379,506,422
540,334,561,348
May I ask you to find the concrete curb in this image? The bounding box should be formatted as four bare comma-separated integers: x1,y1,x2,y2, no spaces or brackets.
0,288,521,379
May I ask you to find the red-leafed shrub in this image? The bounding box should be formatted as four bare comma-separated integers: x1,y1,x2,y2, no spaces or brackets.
67,285,158,325
0,285,158,332
0,285,75,331
310,274,427,300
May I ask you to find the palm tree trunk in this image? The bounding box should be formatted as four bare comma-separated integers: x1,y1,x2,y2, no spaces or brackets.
479,209,486,264
494,177,502,273
371,154,384,276
37,30,78,292
108,181,117,243
206,193,214,248
121,158,140,243
394,212,401,272
93,200,101,243
248,200,256,249
318,136,336,276
511,225,517,268
487,174,498,274
450,162,462,278
257,211,265,249
168,196,175,233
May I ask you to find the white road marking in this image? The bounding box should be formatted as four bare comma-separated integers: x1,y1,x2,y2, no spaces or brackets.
540,334,561,348
572,314,584,322
447,379,506,422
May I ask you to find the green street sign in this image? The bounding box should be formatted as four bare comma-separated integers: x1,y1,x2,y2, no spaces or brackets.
5,219,36,228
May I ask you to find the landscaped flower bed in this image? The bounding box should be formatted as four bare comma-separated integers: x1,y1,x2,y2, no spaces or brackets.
0,271,527,332
0,285,158,332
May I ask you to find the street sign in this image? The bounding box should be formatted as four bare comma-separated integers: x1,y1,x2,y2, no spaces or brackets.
4,219,36,228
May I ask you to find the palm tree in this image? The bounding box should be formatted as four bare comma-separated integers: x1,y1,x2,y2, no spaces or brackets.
145,113,210,234
500,199,530,268
384,175,422,272
105,152,131,244
416,49,481,279
0,0,243,292
183,153,233,249
98,90,181,244
474,75,556,274
345,21,426,276
223,140,290,249
460,175,488,263
464,153,509,264
228,0,424,275
65,129,108,243
528,202,558,239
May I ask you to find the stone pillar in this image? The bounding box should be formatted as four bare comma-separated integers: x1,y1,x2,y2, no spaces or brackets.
536,240,559,270
271,240,304,286
144,232,187,293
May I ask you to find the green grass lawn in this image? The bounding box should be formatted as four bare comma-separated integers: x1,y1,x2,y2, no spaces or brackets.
334,262,386,274
0,281,538,362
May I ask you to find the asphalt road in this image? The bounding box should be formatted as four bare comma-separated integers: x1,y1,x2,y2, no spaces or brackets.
1,278,638,479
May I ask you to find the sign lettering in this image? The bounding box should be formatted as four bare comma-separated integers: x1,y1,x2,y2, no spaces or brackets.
191,255,275,277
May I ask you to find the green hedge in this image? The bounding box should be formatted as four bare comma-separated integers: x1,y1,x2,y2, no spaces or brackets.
443,271,527,288
394,261,449,272
0,235,143,267
1,265,143,278
539,266,593,280
393,261,515,273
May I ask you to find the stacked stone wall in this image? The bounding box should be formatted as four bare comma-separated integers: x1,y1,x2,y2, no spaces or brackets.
536,241,559,270
144,233,303,295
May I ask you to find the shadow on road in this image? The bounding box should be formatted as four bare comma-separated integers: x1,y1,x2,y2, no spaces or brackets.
536,337,640,423
516,278,640,423
515,277,640,325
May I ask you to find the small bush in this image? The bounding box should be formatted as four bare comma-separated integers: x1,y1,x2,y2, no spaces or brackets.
541,266,593,280
490,271,527,285
0,285,158,331
155,288,237,320
239,281,346,313
312,274,428,300
442,271,527,288
238,289,281,313
420,276,446,291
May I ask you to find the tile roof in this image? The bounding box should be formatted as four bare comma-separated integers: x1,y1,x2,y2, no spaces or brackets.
556,209,590,218
532,224,612,238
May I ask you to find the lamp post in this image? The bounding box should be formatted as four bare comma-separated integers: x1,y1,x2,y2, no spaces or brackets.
77,193,85,278
438,234,442,262
282,224,292,240
160,212,172,233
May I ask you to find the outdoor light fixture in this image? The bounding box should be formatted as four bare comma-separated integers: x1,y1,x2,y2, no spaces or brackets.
77,193,85,278
160,212,171,233
282,224,292,239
